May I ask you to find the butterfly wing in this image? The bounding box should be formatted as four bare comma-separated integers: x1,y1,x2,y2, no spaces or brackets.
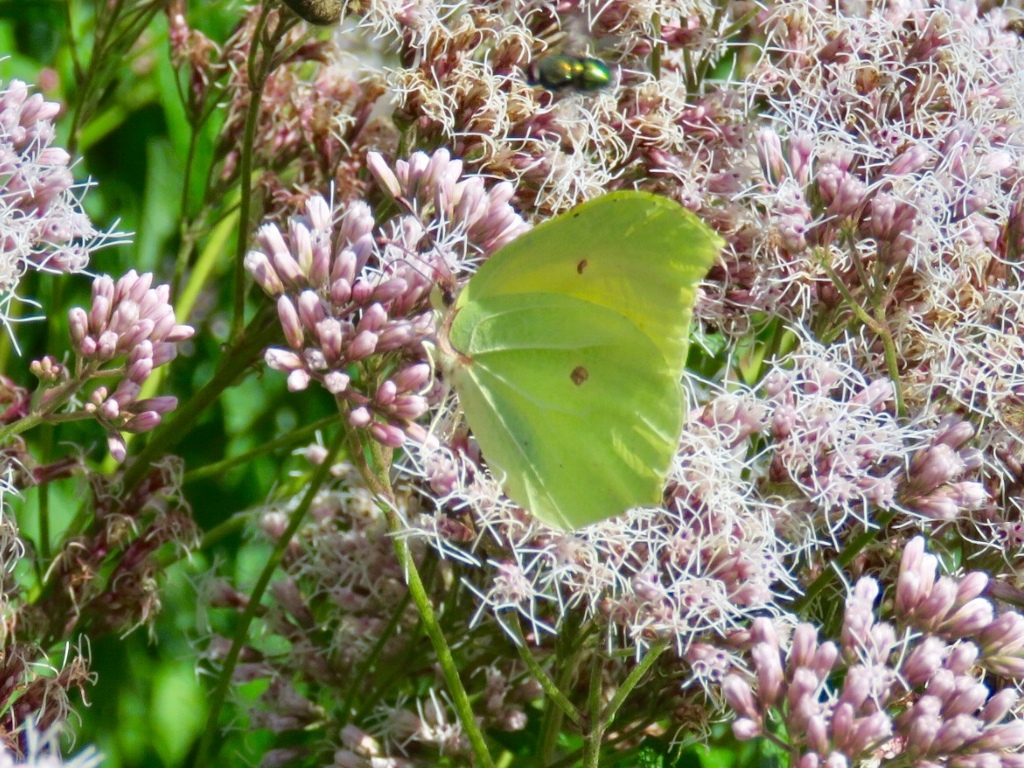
446,191,721,529
455,191,721,378
449,292,682,530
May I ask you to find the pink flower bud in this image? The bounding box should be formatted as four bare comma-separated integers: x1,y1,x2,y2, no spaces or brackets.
330,277,352,305
391,395,427,420
89,293,111,333
133,396,178,414
971,720,1024,752
68,307,88,344
277,296,304,349
165,323,195,343
932,712,983,754
127,339,154,366
116,269,152,304
788,624,819,670
351,280,374,305
421,147,452,199
722,675,759,720
942,598,994,638
123,411,163,433
288,219,315,280
806,713,830,755
454,178,487,228
357,303,388,333
370,421,406,447
816,163,843,205
96,330,119,362
373,277,409,304
340,201,374,250
848,710,892,754
367,151,401,198
149,306,176,340
404,422,430,445
751,642,783,708
376,322,416,351
305,195,332,232
347,330,378,360
434,156,465,215
978,611,1024,654
349,407,371,427
901,636,946,687
315,318,344,364
955,571,989,605
375,380,397,406
777,213,808,252
79,336,97,357
755,128,786,185
287,369,311,392
99,399,120,420
393,363,431,393
897,538,935,614
119,318,155,352
245,250,285,296
981,688,1019,723
731,719,760,740
127,356,154,385
907,444,962,494
297,289,326,331
108,432,127,463
324,371,350,394
886,144,931,176
260,224,305,288
903,698,941,756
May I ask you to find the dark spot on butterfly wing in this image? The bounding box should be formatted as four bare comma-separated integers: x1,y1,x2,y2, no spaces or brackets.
576,258,588,274
570,366,589,386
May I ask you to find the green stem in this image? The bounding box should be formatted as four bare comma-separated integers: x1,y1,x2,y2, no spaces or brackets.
600,641,668,726
184,414,337,483
650,13,662,81
538,612,590,764
347,430,494,768
231,6,282,338
193,428,346,768
508,615,582,727
790,509,896,614
582,653,605,768
0,374,88,445
819,256,905,415
386,517,495,768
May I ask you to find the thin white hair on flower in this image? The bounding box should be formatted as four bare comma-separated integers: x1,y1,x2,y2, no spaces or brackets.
368,688,466,757
0,720,103,768
758,334,921,538
0,79,128,343
465,556,560,643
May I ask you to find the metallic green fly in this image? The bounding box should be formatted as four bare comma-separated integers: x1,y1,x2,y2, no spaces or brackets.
528,55,613,92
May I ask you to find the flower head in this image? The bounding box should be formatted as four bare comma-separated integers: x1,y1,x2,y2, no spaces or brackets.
247,149,527,447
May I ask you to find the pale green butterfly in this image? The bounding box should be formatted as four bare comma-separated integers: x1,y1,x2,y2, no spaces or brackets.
438,191,722,530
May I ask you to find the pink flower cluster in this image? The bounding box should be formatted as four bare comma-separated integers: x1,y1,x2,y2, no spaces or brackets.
725,537,1024,767
58,271,194,460
246,149,526,447
0,80,110,297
